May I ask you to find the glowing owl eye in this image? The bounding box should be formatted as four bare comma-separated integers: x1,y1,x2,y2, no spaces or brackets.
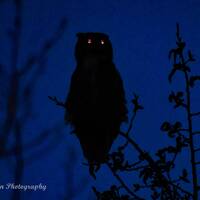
88,39,92,44
101,40,105,45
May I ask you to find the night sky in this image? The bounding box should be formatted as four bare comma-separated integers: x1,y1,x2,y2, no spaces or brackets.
0,0,200,199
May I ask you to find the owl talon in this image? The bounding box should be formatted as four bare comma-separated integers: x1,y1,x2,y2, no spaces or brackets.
89,164,97,179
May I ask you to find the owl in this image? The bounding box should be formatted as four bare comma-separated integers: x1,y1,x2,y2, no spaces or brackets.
65,32,127,177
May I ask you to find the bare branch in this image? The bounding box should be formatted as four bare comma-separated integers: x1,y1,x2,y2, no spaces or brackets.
19,18,67,76
191,112,200,117
192,131,200,136
48,96,65,108
194,148,200,152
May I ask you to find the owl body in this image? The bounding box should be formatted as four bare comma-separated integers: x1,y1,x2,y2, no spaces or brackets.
65,33,127,170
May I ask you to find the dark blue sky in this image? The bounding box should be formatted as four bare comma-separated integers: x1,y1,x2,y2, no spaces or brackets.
0,0,200,199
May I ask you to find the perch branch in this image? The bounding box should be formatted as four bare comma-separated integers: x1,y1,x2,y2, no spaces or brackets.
48,96,65,108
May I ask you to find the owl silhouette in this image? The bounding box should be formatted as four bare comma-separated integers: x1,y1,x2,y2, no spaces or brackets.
65,32,127,177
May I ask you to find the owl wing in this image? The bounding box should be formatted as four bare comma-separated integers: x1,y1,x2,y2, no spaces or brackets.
64,68,81,124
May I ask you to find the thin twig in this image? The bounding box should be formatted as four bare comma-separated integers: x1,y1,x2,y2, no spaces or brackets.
184,70,199,200
127,111,137,135
194,148,200,152
192,131,200,136
191,112,200,117
118,111,137,150
48,96,65,108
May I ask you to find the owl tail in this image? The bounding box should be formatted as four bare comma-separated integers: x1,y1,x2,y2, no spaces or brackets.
76,128,116,179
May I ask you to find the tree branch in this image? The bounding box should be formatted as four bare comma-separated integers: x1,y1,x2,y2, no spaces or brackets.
191,112,200,117
48,96,65,108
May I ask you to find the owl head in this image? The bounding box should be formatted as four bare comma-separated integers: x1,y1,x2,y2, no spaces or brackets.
75,32,113,62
